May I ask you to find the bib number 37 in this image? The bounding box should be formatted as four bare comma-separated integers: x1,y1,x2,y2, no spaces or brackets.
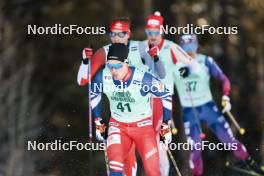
186,81,197,92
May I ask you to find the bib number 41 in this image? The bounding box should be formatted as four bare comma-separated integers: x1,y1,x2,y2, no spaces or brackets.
117,102,131,112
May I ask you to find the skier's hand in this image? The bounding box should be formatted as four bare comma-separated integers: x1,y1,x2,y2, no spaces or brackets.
82,47,93,64
148,46,159,62
179,67,190,78
94,118,106,142
160,120,172,145
222,95,231,113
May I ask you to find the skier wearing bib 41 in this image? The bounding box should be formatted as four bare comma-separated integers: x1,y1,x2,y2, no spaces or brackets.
174,34,264,176
90,43,173,176
77,18,166,176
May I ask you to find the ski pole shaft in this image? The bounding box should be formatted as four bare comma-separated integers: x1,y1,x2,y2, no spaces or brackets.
226,111,245,135
170,118,178,135
103,140,110,175
88,60,93,139
167,149,182,176
226,111,240,129
182,79,206,139
87,44,93,140
86,45,94,175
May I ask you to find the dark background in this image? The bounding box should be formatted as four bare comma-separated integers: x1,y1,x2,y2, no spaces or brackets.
0,0,263,175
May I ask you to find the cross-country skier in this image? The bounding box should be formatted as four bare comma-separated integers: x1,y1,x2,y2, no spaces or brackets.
77,18,166,176
90,43,173,176
77,17,165,86
174,34,264,176
138,11,201,176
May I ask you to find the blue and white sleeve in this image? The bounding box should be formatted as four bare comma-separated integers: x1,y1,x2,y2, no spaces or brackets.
90,70,103,120
141,73,172,122
205,56,231,95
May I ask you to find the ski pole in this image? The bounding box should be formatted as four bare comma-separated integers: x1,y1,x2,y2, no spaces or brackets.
85,45,94,175
182,79,206,139
167,148,182,176
171,117,178,135
225,111,245,135
87,45,93,140
103,140,110,176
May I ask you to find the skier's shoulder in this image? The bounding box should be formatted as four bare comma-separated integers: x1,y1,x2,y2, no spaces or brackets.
141,70,160,85
92,69,103,84
128,40,140,51
139,40,148,45
198,53,214,65
162,39,174,49
130,66,149,80
198,54,223,74
129,40,140,45
93,47,106,58
166,40,186,55
132,66,147,77
138,40,148,49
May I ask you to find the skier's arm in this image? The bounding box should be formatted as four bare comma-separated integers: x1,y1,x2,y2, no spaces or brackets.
141,73,172,122
90,70,103,119
90,70,106,141
205,56,231,96
77,48,106,86
138,42,166,79
170,43,201,74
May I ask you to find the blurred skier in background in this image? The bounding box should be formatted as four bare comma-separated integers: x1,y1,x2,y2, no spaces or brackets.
174,34,264,176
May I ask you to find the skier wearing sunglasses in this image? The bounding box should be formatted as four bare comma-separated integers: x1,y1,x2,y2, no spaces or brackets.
77,18,165,86
173,34,264,176
90,43,173,176
77,18,166,176
136,11,202,176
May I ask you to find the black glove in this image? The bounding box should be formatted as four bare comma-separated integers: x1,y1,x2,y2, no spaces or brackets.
179,67,190,78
